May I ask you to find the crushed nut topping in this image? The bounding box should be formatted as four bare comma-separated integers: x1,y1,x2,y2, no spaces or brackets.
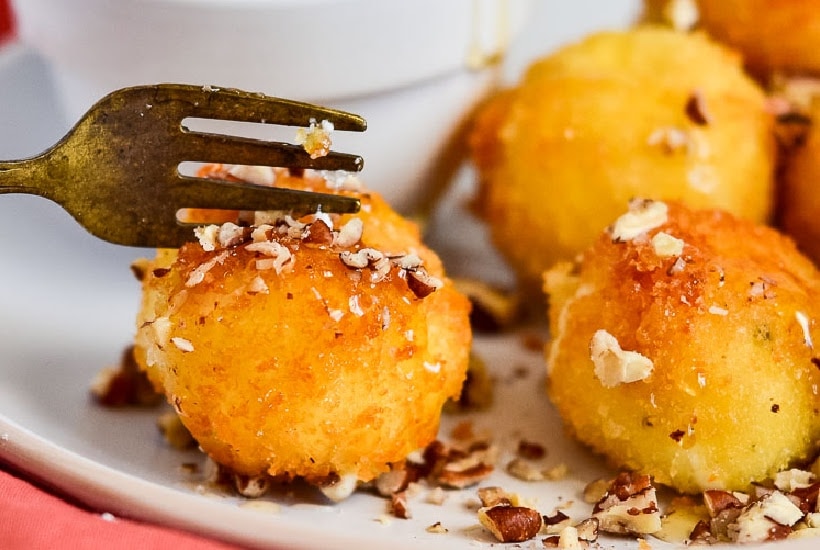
575,517,600,542
191,214,442,300
749,277,777,300
339,247,384,270
226,165,276,186
667,256,687,275
796,311,814,349
478,504,543,543
426,521,448,534
247,276,269,294
406,268,444,298
234,473,271,499
437,460,494,489
589,329,654,387
339,248,442,297
708,305,729,316
647,126,690,154
687,163,719,193
333,217,363,248
583,478,612,504
517,439,546,460
731,491,802,543
170,336,194,352
317,473,359,503
506,458,562,482
685,90,711,126
593,472,662,535
90,346,162,407
413,438,496,490
425,486,447,506
186,250,231,287
543,511,572,534
295,118,334,159
774,469,815,492
391,490,411,519
650,231,684,258
556,525,583,549
662,0,699,31
194,224,220,251
195,222,249,251
610,199,668,242
301,219,334,245
318,170,364,191
374,468,414,497
478,486,517,508
681,473,820,543
247,241,293,273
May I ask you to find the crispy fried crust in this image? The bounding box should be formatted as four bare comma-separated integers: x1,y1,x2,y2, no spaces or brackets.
545,200,820,494
134,170,471,482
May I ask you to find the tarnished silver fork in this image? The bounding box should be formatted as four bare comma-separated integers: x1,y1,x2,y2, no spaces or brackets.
0,84,366,248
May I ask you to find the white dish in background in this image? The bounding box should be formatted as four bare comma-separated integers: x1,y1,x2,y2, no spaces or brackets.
13,0,530,105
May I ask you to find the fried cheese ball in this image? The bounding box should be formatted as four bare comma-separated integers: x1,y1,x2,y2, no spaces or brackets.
133,167,472,488
470,26,776,294
545,199,820,494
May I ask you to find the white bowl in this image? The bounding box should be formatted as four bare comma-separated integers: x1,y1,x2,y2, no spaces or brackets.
12,0,533,213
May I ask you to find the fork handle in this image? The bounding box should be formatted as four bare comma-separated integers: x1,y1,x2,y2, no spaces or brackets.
0,156,54,198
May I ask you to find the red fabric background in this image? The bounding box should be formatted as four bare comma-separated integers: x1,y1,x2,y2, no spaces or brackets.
0,0,15,43
0,467,244,550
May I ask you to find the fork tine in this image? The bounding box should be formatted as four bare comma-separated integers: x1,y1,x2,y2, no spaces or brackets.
147,84,368,131
172,175,361,213
175,131,364,172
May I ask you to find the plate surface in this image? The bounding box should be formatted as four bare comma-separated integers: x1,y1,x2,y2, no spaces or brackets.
1,3,817,549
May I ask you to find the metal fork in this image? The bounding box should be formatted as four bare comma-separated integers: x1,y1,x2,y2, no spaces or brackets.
0,84,366,248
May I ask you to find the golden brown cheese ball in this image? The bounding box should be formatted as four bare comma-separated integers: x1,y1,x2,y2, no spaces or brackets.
545,199,820,494
779,96,820,265
134,167,471,487
470,26,776,294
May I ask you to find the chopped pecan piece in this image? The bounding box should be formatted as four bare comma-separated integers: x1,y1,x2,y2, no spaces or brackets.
90,346,162,407
391,490,411,519
593,472,661,535
478,486,515,508
685,90,711,126
479,505,543,543
234,473,270,498
405,267,443,298
302,219,334,245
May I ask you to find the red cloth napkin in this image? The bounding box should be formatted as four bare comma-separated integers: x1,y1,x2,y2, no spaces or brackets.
0,466,243,550
0,0,14,43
